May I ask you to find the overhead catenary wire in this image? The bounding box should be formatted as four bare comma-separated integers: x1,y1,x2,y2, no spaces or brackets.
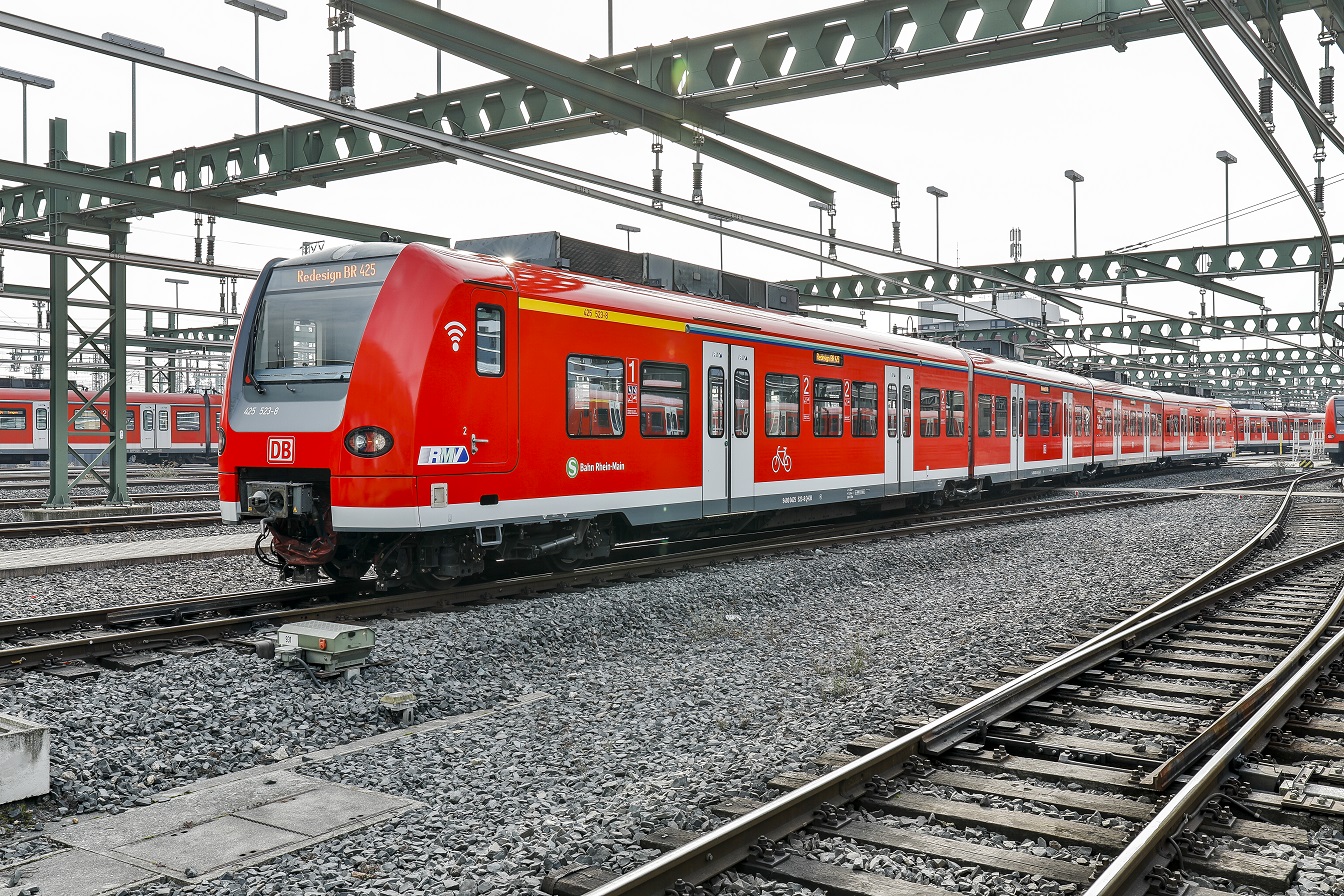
0,12,1327,385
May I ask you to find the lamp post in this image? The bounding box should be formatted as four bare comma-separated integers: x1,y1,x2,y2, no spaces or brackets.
224,0,288,135
0,68,54,164
807,200,832,276
1216,150,1237,245
1064,170,1084,257
926,186,948,263
101,33,166,162
615,223,640,252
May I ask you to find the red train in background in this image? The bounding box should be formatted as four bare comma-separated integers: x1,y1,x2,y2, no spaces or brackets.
1325,397,1344,464
1232,407,1323,455
0,387,221,463
218,242,1241,586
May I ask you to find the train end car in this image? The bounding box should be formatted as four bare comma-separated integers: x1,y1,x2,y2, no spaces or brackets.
1327,397,1344,464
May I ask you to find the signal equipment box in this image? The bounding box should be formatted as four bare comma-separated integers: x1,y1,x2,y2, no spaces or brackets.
276,621,374,675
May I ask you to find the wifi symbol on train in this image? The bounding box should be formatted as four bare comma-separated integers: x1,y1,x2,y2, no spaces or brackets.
443,320,466,352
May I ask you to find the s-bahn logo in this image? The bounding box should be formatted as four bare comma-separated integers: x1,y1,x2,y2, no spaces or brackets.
565,457,579,479
267,436,295,465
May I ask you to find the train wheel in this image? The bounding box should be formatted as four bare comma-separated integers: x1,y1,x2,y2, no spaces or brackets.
546,555,579,573
411,570,459,591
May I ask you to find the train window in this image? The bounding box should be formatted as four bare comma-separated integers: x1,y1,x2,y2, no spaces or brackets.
708,367,726,438
764,374,800,437
919,388,941,437
1026,399,1039,437
887,383,900,437
1052,402,1061,437
977,394,993,437
1038,401,1051,437
994,396,1007,437
640,362,690,438
902,385,913,438
125,411,135,432
73,409,101,431
947,391,965,438
176,411,201,432
0,408,25,430
852,382,878,437
566,355,626,438
813,378,843,437
158,408,169,431
143,408,153,432
475,305,504,377
733,370,750,438
35,407,46,432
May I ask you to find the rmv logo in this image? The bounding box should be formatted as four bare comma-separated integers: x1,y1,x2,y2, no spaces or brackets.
268,436,296,465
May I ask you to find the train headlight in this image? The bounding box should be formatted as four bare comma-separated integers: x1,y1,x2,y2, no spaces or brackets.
344,426,393,458
218,426,226,455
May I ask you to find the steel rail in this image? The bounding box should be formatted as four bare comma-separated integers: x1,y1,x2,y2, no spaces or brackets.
577,476,1315,896
0,477,216,492
0,492,1186,670
1086,583,1344,896
0,490,216,509
0,511,221,537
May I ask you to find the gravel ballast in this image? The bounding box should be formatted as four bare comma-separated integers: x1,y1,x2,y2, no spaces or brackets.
0,494,1277,895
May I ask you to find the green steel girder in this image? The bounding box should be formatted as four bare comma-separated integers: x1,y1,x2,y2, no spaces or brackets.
0,0,1325,238
349,0,899,201
0,156,451,245
786,235,1339,306
954,309,1344,345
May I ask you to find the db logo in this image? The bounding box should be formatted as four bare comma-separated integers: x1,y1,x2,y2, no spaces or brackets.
267,436,296,465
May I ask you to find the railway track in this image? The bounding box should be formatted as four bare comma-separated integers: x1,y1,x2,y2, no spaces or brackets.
0,476,216,492
538,474,1344,896
0,510,223,538
0,490,1190,673
0,490,216,510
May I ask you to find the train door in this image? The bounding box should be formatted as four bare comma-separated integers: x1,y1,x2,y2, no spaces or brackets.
1141,402,1151,459
141,403,168,451
1180,408,1189,454
449,288,518,474
1010,382,1025,475
729,345,754,512
1062,392,1074,465
1111,399,1121,459
702,342,729,516
32,401,48,450
883,366,913,495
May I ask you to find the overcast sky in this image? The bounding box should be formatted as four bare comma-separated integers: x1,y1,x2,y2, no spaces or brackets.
0,0,1336,350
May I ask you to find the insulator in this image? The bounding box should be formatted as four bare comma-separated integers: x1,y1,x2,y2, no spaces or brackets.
692,161,704,204
1315,175,1326,212
1260,76,1276,131
328,55,342,96
342,56,355,89
892,221,902,253
207,215,217,267
652,167,663,194
231,278,239,314
219,279,227,314
1322,66,1336,122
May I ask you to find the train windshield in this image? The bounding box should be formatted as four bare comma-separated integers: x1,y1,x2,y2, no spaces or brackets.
249,258,390,386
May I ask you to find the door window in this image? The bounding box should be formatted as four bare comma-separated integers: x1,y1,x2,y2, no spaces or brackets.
733,370,750,438
143,408,153,432
708,367,725,438
887,383,900,437
475,305,504,376
36,407,47,432
158,409,169,431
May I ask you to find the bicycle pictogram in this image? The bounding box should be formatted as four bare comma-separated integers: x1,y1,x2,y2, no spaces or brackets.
771,446,793,473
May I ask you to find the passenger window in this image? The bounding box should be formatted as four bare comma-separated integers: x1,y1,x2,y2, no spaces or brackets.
919,388,941,437
1053,402,1061,437
852,382,878,437
125,411,135,432
764,373,800,437
73,409,102,431
566,355,625,438
947,390,965,437
176,411,201,432
475,305,504,376
1027,399,1039,437
158,409,169,431
887,383,900,437
640,362,689,438
0,408,25,430
36,407,47,432
902,385,913,438
733,370,750,438
708,367,726,438
994,396,1007,437
977,394,993,438
813,378,843,437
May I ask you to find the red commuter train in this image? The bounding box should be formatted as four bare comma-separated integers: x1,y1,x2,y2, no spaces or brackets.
218,243,1236,585
0,387,220,463
1232,407,1323,455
